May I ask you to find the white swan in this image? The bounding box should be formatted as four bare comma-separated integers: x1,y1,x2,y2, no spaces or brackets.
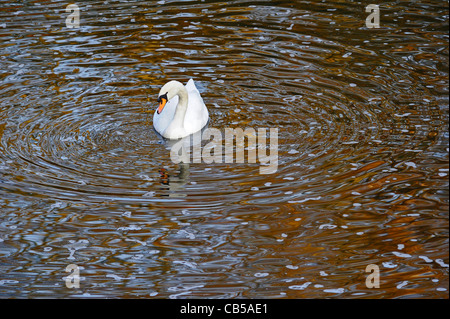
153,79,209,139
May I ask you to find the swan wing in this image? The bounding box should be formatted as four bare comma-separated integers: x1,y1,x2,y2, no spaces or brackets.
185,78,197,93
184,79,209,134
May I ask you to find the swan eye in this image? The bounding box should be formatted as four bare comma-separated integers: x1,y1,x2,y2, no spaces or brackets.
157,93,168,103
157,93,168,114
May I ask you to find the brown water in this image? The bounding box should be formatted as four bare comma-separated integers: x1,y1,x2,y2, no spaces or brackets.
0,0,448,298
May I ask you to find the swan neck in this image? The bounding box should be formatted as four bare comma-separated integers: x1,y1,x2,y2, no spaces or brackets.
172,86,188,125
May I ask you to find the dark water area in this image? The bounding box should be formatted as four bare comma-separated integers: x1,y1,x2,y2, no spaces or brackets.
0,0,448,298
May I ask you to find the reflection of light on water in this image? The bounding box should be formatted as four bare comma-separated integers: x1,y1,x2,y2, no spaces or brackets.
64,240,89,260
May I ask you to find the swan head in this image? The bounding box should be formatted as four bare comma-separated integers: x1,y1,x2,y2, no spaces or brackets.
157,80,185,114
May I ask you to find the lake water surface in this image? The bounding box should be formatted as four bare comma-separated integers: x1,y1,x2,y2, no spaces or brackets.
0,0,448,298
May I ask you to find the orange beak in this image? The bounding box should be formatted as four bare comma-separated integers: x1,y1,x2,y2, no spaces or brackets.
157,97,167,114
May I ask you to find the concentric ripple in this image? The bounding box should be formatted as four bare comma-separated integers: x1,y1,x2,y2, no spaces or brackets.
0,0,448,298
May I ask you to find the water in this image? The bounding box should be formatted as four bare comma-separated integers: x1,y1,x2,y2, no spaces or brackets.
0,0,448,298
